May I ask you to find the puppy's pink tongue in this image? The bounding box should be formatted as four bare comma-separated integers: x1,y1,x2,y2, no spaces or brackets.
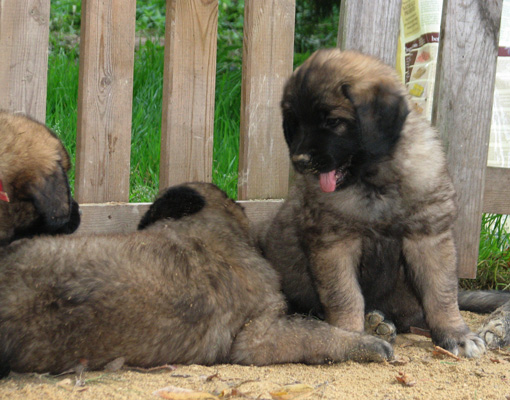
319,170,336,193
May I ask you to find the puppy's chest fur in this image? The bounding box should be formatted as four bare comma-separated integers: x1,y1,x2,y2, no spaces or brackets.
297,173,407,240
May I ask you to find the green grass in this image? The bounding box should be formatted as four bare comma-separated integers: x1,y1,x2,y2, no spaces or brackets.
461,214,510,290
45,0,510,289
129,40,164,202
213,66,242,199
46,45,79,189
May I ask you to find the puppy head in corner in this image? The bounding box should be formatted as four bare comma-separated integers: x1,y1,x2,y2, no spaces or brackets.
280,48,410,193
138,182,250,235
0,111,80,244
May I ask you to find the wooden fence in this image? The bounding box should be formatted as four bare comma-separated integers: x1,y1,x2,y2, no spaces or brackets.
0,0,508,278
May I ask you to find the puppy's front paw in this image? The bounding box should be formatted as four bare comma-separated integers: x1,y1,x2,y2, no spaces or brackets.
434,330,486,358
478,310,510,349
460,333,486,358
347,334,394,363
364,310,397,343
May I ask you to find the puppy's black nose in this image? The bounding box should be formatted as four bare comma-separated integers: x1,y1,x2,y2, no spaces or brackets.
291,154,312,173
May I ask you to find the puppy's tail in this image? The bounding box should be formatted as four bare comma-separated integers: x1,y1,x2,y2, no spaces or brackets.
458,290,510,313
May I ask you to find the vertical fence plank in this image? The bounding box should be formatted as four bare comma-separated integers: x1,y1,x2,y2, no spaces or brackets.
432,0,503,278
238,0,295,200
338,0,402,66
159,0,218,189
0,0,50,121
75,0,136,203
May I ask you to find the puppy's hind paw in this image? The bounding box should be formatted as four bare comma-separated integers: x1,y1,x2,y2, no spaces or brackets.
347,334,394,363
478,311,510,349
365,310,397,343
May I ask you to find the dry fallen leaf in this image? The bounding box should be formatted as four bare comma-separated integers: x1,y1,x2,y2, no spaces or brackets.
219,388,245,398
130,364,177,373
474,369,488,378
389,356,409,366
269,383,315,400
153,385,219,400
490,357,508,364
205,373,221,382
104,357,125,372
494,348,510,357
395,371,416,387
56,378,74,391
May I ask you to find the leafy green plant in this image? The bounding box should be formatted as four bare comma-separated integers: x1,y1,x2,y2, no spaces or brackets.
136,0,166,35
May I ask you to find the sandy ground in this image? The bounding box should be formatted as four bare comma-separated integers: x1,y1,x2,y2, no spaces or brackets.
0,312,509,400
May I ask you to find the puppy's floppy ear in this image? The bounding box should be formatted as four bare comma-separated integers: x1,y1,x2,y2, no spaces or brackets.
53,199,81,234
342,83,409,158
28,164,77,232
138,186,206,230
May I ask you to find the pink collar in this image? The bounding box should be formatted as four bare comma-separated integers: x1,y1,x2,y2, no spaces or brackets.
0,180,10,202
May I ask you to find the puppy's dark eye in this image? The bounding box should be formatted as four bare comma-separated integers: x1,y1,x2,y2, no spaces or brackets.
325,117,347,129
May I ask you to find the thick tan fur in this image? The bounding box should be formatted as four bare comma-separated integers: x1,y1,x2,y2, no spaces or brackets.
0,183,392,377
259,49,485,357
0,111,79,244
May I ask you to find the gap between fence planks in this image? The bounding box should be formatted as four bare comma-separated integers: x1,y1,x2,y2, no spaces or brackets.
0,0,50,121
75,0,136,204
432,0,503,278
159,0,218,189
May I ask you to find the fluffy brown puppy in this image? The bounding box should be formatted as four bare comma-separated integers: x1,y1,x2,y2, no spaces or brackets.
258,49,485,357
0,111,80,244
0,182,392,378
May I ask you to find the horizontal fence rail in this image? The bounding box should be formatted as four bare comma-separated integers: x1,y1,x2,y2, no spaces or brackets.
0,0,509,278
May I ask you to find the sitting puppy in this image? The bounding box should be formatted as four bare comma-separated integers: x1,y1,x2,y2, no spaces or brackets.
0,111,80,244
258,49,485,358
0,183,392,377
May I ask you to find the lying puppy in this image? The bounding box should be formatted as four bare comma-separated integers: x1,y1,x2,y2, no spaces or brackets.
258,49,485,357
0,111,80,244
0,182,392,377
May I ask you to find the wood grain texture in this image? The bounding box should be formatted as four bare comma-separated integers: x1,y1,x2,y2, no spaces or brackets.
76,199,283,234
77,202,150,234
338,0,401,66
238,0,295,200
159,0,218,189
432,0,503,278
75,0,136,203
483,167,510,215
0,0,50,121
